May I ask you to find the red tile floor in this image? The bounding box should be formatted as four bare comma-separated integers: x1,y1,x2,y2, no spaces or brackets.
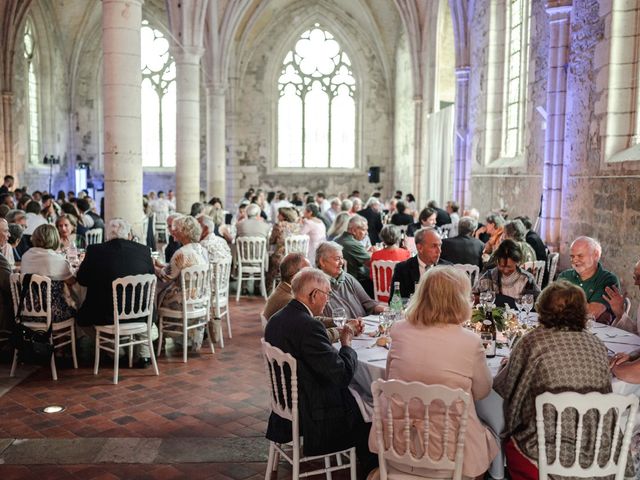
0,296,356,480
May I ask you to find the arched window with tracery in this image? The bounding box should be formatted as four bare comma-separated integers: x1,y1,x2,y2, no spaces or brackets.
277,23,356,169
24,18,40,165
141,20,176,167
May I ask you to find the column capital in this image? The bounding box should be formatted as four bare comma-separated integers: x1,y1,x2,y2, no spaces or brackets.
171,45,205,63
455,66,470,81
546,1,572,19
102,0,144,5
206,82,227,95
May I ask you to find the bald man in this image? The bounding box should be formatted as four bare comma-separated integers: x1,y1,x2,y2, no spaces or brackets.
558,236,619,319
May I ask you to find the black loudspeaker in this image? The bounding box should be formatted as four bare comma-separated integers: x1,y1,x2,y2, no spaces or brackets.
368,166,380,183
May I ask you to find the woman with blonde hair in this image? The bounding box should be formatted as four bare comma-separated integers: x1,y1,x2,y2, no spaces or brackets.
369,265,498,479
326,211,351,241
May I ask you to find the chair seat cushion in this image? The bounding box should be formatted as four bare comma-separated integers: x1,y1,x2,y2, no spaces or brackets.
158,306,208,318
95,322,148,335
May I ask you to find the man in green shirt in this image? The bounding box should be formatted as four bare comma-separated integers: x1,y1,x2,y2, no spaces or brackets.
558,236,620,319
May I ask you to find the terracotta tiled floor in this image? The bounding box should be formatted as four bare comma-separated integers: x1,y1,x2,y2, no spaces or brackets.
0,296,342,479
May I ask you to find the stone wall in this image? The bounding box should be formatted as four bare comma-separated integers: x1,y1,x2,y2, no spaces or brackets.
393,30,415,198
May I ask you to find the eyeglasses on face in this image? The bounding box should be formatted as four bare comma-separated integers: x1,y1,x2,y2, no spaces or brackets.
310,288,332,298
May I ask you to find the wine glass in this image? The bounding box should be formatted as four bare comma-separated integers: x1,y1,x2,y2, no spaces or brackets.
479,278,492,293
522,294,534,324
515,295,525,323
479,291,495,310
333,307,347,329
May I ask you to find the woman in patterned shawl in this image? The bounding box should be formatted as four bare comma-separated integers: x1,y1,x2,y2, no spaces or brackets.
494,280,632,479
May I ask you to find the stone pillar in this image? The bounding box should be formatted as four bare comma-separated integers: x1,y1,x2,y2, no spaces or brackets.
413,95,423,205
541,3,572,249
174,48,204,214
102,0,143,235
453,66,470,208
2,92,13,176
206,82,226,200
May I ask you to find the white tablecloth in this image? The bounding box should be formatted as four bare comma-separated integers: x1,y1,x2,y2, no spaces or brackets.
345,315,640,479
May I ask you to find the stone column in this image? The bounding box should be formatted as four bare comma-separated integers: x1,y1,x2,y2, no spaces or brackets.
206,82,226,200
453,66,471,208
541,2,572,249
2,92,13,176
102,0,143,234
173,47,204,213
413,95,423,206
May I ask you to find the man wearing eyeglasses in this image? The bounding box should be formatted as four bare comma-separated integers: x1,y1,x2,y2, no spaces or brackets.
265,267,378,474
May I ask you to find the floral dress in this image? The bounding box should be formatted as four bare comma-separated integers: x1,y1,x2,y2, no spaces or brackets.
267,221,300,287
157,242,209,310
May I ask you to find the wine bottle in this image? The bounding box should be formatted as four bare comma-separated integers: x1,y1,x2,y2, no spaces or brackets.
480,309,497,358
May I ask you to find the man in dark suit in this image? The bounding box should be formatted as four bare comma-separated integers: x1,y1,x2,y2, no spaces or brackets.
76,218,155,367
264,267,376,474
427,200,452,227
390,227,451,299
440,216,485,269
356,197,383,244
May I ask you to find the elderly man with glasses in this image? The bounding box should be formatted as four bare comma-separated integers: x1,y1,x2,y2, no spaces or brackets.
335,215,377,296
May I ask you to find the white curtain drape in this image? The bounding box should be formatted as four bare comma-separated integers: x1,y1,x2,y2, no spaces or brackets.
421,104,455,206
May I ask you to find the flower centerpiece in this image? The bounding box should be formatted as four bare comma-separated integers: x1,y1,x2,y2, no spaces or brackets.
471,305,507,332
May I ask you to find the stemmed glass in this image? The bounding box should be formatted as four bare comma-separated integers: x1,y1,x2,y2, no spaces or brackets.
333,307,347,329
479,290,495,310
515,295,525,324
521,294,534,325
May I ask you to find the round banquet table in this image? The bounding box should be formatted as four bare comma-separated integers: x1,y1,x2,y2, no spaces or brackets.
341,314,640,480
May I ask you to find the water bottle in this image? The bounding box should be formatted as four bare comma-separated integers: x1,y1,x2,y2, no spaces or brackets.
389,281,403,313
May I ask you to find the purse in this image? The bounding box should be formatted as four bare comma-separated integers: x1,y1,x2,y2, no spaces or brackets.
9,274,54,365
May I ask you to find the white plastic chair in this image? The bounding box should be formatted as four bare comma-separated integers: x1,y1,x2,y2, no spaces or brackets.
94,274,159,384
261,339,357,480
9,273,78,381
523,260,546,290
547,252,560,283
210,257,232,347
157,264,214,363
371,260,399,302
371,379,470,480
284,234,310,257
236,236,268,301
85,228,103,246
453,264,480,288
535,391,638,480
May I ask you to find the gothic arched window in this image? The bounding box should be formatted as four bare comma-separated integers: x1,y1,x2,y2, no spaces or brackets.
277,24,356,169
24,18,40,165
141,20,176,167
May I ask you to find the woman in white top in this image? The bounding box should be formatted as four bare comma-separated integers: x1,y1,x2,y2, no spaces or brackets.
299,203,326,265
20,224,77,322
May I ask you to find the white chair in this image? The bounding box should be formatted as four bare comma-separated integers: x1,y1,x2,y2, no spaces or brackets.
85,228,103,246
260,311,268,331
94,274,159,384
547,252,560,283
624,297,632,316
523,260,546,290
236,236,268,301
284,234,310,257
210,257,232,347
535,391,638,480
157,264,214,363
453,263,480,288
371,379,470,480
9,273,78,381
371,260,399,302
261,339,357,480
154,213,168,244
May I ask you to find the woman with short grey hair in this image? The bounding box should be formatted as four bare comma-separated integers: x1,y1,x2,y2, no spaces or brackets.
368,224,410,302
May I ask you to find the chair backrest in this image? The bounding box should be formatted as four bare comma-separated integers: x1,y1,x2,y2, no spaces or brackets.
85,228,103,245
179,264,211,310
260,311,268,330
139,216,149,245
284,234,310,257
112,274,157,327
453,264,480,288
522,260,546,289
10,273,52,327
371,379,470,480
404,236,417,257
372,260,399,302
261,339,299,439
536,391,638,480
547,252,560,282
210,257,232,300
236,236,267,264
624,297,632,316
440,223,454,239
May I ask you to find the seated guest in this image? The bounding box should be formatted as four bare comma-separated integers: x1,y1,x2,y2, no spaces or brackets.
477,213,504,255
389,200,413,227
369,225,410,302
0,218,14,269
390,228,451,299
440,216,484,268
56,214,78,253
371,266,498,478
604,259,640,334
8,223,23,263
494,281,629,480
427,199,451,227
404,193,417,214
514,216,547,263
474,240,539,304
61,202,88,237
357,197,383,245
199,216,231,261
76,219,155,367
267,207,300,288
21,224,77,323
326,211,350,241
236,203,270,239
407,207,437,237
316,241,385,318
502,219,536,263
0,246,12,336
324,197,341,224
164,213,184,262
299,203,327,266
558,235,619,320
264,267,377,474
77,197,105,232
349,197,363,215
335,215,374,295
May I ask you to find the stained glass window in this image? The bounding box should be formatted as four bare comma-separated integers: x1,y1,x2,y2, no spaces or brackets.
141,20,176,167
277,24,356,168
24,18,39,165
